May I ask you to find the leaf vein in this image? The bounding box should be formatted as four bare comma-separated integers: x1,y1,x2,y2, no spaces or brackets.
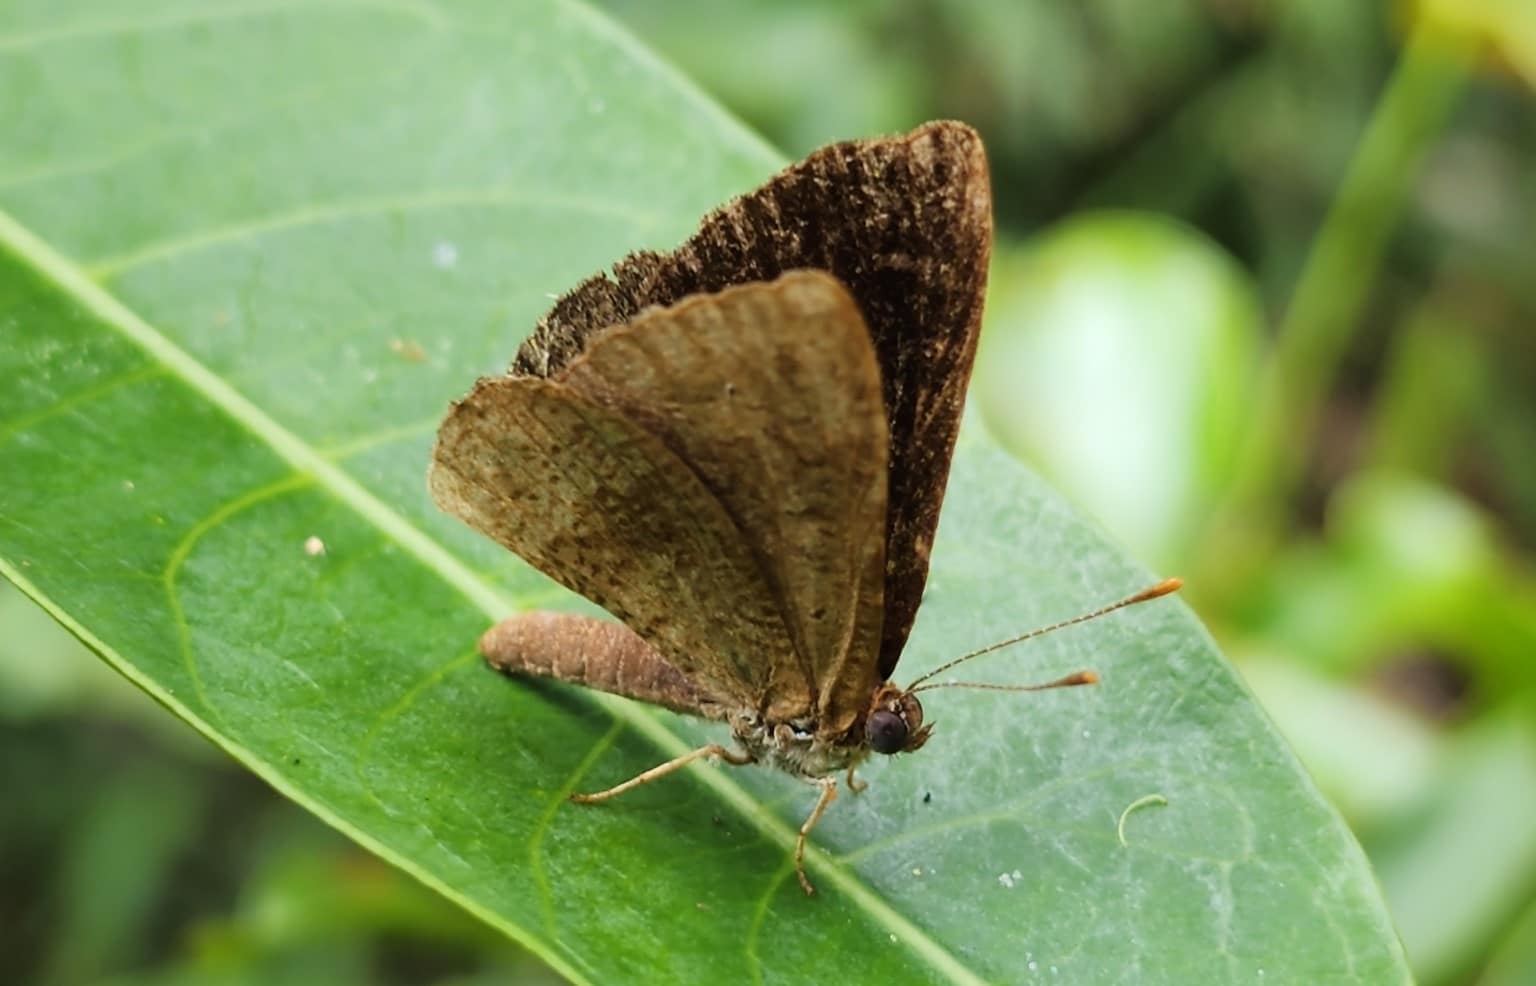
744,858,797,986
528,721,625,938
160,472,315,719
0,57,429,191
86,189,666,279
356,646,481,775
320,416,440,462
0,364,166,447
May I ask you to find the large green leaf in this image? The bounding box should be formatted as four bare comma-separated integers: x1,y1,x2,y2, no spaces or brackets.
0,1,1409,982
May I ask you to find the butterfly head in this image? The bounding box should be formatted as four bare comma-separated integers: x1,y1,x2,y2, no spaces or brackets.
865,683,932,756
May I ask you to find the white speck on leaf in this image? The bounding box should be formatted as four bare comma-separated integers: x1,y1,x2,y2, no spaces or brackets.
433,241,459,268
304,536,325,557
1028,961,1038,972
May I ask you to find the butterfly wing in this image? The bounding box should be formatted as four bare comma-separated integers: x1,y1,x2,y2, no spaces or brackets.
515,121,992,680
430,273,888,726
430,375,790,713
555,271,888,734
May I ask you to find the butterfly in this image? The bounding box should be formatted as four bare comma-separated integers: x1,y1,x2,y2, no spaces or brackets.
428,121,1179,895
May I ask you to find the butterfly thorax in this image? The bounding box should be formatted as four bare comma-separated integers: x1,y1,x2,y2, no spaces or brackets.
729,712,870,778
727,682,931,779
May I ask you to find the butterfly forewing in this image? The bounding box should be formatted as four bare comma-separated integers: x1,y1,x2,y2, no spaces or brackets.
514,121,993,679
430,273,890,725
555,271,889,733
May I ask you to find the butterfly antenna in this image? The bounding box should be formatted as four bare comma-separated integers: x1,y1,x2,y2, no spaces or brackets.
906,577,1182,693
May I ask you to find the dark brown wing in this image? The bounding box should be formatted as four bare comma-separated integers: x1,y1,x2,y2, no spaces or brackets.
429,274,889,726
514,121,992,679
555,272,888,734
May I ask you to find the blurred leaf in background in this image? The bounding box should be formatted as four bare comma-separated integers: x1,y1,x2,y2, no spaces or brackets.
975,212,1262,570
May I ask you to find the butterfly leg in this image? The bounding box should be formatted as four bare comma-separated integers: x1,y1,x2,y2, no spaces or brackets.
845,765,868,794
570,744,753,804
795,777,839,896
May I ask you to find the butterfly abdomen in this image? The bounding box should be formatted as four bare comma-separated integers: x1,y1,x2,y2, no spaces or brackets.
479,611,730,720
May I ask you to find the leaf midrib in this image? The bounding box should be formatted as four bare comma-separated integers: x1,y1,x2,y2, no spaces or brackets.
0,204,986,985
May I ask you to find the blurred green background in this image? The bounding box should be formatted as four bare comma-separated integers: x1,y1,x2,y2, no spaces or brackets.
4,0,1534,983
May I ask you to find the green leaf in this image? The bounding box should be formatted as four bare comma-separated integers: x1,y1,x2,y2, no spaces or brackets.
1,1,1409,982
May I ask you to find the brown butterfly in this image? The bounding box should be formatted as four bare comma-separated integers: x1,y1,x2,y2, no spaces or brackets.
429,121,1180,895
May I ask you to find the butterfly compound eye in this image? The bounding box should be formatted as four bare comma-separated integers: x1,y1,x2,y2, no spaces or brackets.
867,709,909,755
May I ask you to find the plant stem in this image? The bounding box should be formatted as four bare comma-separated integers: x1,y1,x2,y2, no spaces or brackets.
1204,19,1478,578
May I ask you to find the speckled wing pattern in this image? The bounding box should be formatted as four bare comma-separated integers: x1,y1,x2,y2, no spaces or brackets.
429,272,889,724
513,120,992,681
555,271,889,733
